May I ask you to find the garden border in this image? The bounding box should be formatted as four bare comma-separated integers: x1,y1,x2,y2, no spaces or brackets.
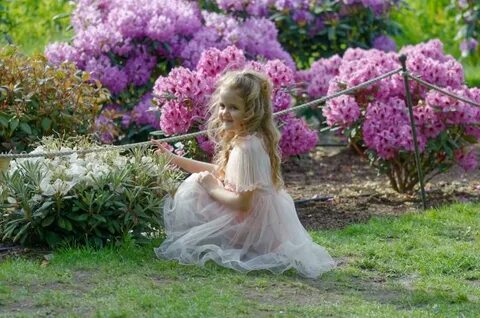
2,55,480,209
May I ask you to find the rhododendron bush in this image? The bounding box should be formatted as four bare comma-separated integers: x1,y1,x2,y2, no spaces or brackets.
316,40,480,193
153,46,318,158
211,0,402,68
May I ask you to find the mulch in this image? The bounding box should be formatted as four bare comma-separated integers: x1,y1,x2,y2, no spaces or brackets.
285,145,480,230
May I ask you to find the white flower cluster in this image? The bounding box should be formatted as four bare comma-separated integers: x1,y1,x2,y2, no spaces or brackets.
8,145,164,197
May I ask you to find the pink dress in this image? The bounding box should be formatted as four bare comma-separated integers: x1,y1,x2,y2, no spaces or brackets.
154,134,335,278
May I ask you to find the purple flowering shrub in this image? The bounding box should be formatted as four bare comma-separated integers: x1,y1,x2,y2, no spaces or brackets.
45,0,202,143
208,0,403,68
181,11,295,69
45,0,295,144
153,46,318,158
321,40,480,193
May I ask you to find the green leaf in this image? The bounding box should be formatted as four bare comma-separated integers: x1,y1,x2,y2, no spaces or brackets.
463,134,477,144
42,215,55,227
67,213,89,222
41,118,52,131
93,237,103,248
52,13,70,21
0,114,8,127
13,222,30,242
107,224,115,234
149,130,166,136
58,217,73,231
93,215,107,223
34,201,54,214
2,222,19,240
19,123,32,135
9,118,19,131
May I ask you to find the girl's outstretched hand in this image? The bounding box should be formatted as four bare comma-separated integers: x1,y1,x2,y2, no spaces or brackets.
150,138,174,157
198,171,222,192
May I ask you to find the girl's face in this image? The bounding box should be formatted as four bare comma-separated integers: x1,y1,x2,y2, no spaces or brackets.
218,87,246,134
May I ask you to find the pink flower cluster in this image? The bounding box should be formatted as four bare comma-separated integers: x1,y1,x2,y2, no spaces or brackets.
296,55,341,98
278,114,318,157
153,46,317,158
455,148,478,172
320,39,480,170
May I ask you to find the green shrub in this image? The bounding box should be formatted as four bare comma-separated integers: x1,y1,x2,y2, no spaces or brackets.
0,0,73,54
0,45,108,153
391,0,459,54
0,137,184,247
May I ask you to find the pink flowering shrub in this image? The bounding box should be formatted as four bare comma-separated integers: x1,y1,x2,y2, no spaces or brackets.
321,39,480,193
153,46,317,158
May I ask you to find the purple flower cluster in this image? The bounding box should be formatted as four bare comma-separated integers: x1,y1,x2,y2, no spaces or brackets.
372,35,397,52
154,66,212,134
46,0,201,93
341,0,398,15
212,0,401,55
460,38,479,57
363,97,424,159
214,0,397,16
153,45,316,157
323,95,361,127
215,0,270,16
130,93,161,129
321,39,479,170
181,11,294,69
94,104,123,144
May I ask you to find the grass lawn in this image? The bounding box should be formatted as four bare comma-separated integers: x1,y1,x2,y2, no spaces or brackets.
0,203,478,317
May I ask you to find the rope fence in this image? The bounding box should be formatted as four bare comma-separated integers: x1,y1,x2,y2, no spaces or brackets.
407,73,480,107
0,67,403,160
2,55,479,209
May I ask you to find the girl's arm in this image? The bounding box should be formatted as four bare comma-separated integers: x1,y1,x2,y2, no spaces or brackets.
170,155,218,174
151,139,218,174
198,172,254,213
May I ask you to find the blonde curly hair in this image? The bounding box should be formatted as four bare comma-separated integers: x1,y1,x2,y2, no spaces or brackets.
206,70,284,189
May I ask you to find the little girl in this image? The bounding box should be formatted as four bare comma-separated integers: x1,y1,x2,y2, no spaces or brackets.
151,70,335,278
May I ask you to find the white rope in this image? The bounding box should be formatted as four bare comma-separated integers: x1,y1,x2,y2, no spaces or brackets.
0,68,402,159
407,72,480,108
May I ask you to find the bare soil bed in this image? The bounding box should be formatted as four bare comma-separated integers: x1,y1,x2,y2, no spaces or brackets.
285,145,480,230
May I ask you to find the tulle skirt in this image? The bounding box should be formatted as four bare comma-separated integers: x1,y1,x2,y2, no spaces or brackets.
154,173,336,278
